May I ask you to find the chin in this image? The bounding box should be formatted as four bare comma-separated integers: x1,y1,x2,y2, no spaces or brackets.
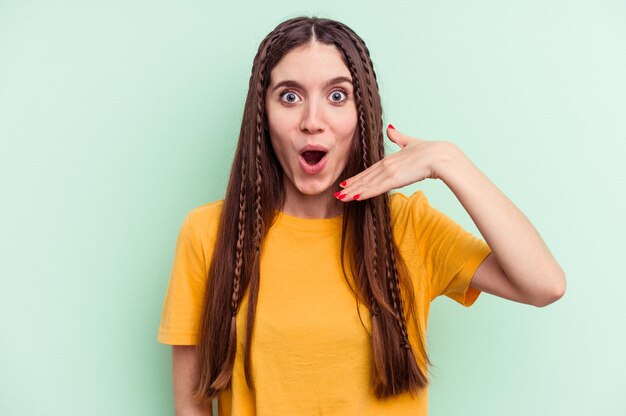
295,180,331,196
298,187,328,196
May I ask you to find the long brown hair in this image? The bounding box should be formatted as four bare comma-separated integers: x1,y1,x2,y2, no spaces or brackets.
192,16,432,404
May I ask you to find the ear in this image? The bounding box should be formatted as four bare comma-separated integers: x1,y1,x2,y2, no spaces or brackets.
386,124,411,148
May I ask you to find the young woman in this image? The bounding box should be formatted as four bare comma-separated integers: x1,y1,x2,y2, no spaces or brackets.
157,16,566,415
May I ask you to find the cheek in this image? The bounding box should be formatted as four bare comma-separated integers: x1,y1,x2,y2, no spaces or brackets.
269,134,287,162
267,129,292,172
335,113,357,163
266,105,288,159
267,112,294,150
336,131,356,163
336,112,358,145
337,105,358,136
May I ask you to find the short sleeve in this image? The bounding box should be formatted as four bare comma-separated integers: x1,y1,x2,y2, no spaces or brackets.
157,210,208,345
408,191,492,306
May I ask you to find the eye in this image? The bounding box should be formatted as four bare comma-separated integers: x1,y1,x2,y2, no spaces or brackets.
329,89,349,103
279,89,301,104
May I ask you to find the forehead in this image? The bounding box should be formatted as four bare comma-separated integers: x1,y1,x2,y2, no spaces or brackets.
268,42,352,86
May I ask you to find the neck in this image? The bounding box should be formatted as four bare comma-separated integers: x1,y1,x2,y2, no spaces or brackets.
281,178,343,219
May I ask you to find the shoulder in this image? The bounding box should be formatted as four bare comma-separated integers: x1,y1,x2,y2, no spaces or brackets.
184,199,225,241
387,190,430,247
389,189,428,225
188,199,224,221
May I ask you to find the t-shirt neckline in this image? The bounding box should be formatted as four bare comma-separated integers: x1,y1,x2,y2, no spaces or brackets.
273,210,343,232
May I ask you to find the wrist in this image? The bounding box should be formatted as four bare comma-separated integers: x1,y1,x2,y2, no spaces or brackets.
432,141,466,182
435,142,483,200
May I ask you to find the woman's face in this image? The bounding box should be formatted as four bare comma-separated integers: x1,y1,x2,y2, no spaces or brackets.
265,41,358,199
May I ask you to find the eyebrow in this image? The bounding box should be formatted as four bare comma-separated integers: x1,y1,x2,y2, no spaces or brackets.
270,76,353,92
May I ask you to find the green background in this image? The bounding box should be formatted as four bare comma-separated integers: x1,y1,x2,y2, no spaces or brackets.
1,1,624,414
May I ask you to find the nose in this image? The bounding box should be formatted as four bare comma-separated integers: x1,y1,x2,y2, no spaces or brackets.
300,98,324,134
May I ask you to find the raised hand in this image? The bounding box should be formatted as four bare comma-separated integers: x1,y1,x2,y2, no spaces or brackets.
335,124,452,202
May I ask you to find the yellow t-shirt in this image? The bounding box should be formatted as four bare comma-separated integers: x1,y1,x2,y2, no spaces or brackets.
157,190,492,415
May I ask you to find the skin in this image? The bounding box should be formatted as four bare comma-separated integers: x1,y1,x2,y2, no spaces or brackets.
339,127,566,307
264,40,566,306
265,41,357,219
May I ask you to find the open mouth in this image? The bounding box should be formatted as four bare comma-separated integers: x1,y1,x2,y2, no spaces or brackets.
301,150,327,165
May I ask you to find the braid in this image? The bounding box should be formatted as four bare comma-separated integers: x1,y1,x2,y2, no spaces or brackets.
345,31,385,158
209,140,247,393
352,32,411,347
242,29,287,391
200,17,431,403
337,43,382,322
369,212,380,319
232,156,247,317
254,69,266,251
345,52,369,168
329,21,424,394
382,197,412,349
339,29,411,348
358,102,368,168
347,31,385,164
384,247,401,322
210,29,284,395
346,31,380,122
382,195,426,393
230,29,281,331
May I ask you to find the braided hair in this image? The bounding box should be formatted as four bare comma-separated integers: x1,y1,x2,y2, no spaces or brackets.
193,16,432,405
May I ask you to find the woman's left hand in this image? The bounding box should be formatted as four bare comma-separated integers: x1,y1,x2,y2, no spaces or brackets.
335,124,455,202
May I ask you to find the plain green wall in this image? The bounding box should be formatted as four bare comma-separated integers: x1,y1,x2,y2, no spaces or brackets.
1,1,624,414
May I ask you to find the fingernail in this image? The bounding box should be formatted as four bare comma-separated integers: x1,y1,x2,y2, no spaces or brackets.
337,193,346,200
340,180,347,187
333,191,341,198
388,123,395,130
353,194,360,200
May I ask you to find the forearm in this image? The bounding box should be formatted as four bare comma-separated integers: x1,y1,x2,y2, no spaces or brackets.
434,142,566,304
176,407,213,416
173,346,214,416
175,403,213,416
